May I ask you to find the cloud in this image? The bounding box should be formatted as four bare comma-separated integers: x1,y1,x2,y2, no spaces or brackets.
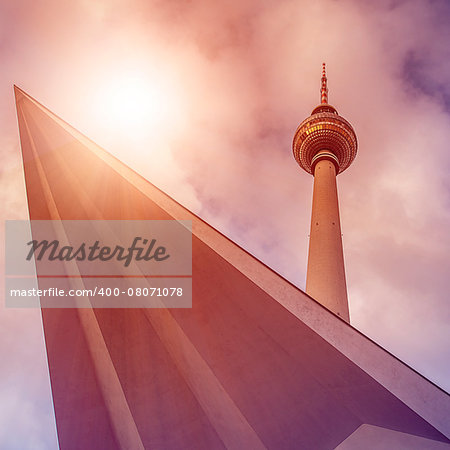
0,0,450,446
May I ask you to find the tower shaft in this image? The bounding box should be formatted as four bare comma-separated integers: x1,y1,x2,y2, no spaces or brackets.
306,158,349,321
293,64,356,322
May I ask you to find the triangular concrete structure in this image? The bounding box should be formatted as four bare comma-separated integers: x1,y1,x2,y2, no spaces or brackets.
14,86,450,449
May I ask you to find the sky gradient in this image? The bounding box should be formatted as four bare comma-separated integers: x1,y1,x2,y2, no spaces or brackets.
1,0,449,448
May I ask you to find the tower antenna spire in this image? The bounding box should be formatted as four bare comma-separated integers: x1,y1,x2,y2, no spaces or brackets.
321,63,328,104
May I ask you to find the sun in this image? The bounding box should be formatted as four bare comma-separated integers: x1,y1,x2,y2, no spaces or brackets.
92,70,183,139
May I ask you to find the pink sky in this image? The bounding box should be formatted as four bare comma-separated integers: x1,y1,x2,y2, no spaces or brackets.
1,0,450,448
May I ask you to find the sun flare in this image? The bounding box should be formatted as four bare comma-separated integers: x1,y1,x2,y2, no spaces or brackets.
93,70,183,139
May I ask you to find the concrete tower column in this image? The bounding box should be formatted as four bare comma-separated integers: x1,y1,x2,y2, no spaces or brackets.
306,157,349,321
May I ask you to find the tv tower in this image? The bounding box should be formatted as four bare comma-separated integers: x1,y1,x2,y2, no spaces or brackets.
293,64,357,322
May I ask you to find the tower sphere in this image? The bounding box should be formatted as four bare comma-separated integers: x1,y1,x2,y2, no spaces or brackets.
293,65,357,175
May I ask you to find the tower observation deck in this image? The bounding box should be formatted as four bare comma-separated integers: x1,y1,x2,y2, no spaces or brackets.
293,64,357,322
